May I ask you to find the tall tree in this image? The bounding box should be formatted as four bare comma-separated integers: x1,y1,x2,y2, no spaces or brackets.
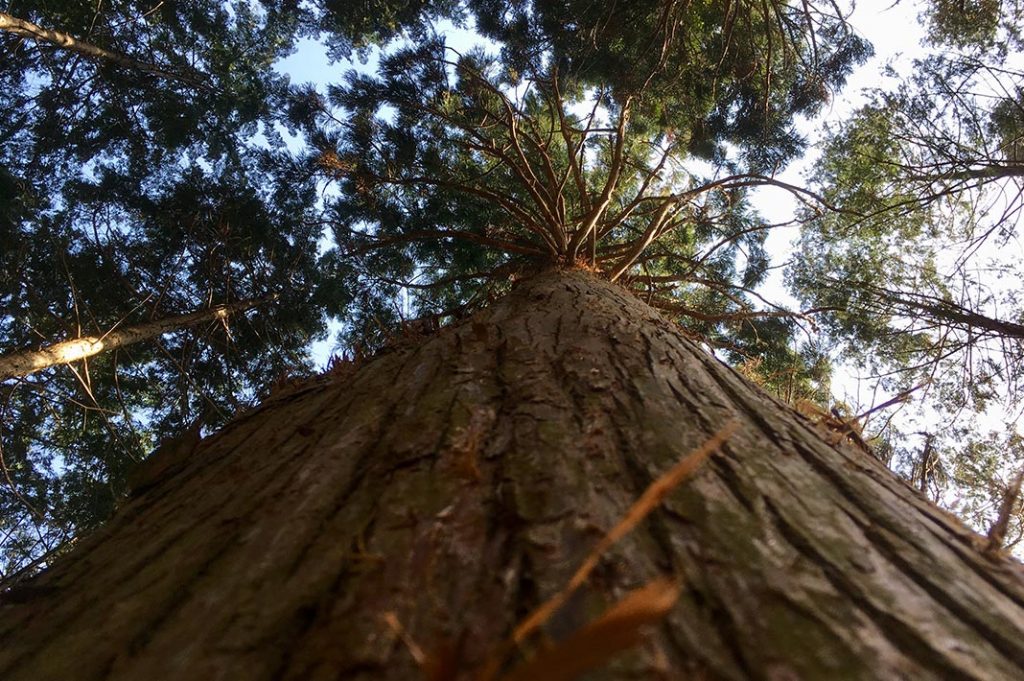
7,1,1024,677
0,0,860,574
788,0,1024,543
0,1,325,572
790,4,1024,411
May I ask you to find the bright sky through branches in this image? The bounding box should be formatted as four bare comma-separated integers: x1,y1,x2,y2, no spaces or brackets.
752,1,1024,439
276,0,1021,443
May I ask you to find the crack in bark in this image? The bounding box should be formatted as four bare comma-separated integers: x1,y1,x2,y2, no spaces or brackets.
860,522,1024,668
707,454,757,513
789,435,1024,655
763,497,985,681
689,585,763,680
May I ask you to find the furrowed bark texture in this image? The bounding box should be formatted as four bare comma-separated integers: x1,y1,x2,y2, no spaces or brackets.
2,270,1024,680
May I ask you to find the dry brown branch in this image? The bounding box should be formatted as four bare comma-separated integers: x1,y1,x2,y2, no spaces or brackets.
566,99,632,256
0,10,210,88
0,298,272,382
497,577,682,681
476,419,738,680
607,199,684,281
987,470,1024,554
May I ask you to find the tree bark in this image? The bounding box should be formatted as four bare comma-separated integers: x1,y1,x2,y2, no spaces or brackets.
1,269,1023,680
0,298,270,381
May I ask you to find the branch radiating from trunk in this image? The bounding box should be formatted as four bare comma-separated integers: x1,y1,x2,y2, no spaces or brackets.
0,11,209,87
0,298,271,381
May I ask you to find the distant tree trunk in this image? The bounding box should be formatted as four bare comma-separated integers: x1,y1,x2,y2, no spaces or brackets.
0,298,270,381
0,11,208,87
2,269,1023,680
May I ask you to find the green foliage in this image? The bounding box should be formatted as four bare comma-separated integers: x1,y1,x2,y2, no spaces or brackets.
0,1,326,573
920,0,1022,51
317,0,462,60
989,90,1024,162
287,0,866,377
468,0,870,172
790,48,1024,412
882,424,1024,550
732,335,833,406
790,2,1024,557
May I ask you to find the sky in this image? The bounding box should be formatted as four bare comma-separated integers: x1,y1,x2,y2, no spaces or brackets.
753,0,929,411
755,0,926,286
275,1,1022,441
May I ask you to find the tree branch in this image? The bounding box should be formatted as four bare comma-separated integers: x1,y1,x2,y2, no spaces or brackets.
0,11,211,88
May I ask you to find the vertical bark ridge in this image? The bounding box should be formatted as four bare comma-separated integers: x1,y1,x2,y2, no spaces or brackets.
761,497,980,681
785,433,1024,660
2,269,1024,680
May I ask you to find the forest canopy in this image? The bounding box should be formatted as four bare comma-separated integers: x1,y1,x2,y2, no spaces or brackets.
0,0,1022,576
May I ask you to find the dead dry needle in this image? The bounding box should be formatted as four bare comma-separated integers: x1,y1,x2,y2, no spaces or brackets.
478,419,739,680
986,469,1024,553
498,577,682,681
382,611,426,666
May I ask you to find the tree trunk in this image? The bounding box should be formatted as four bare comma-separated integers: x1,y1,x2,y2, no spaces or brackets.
0,298,270,381
0,11,208,87
2,269,1023,680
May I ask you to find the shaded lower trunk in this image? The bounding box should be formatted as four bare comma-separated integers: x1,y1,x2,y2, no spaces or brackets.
2,269,1023,680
